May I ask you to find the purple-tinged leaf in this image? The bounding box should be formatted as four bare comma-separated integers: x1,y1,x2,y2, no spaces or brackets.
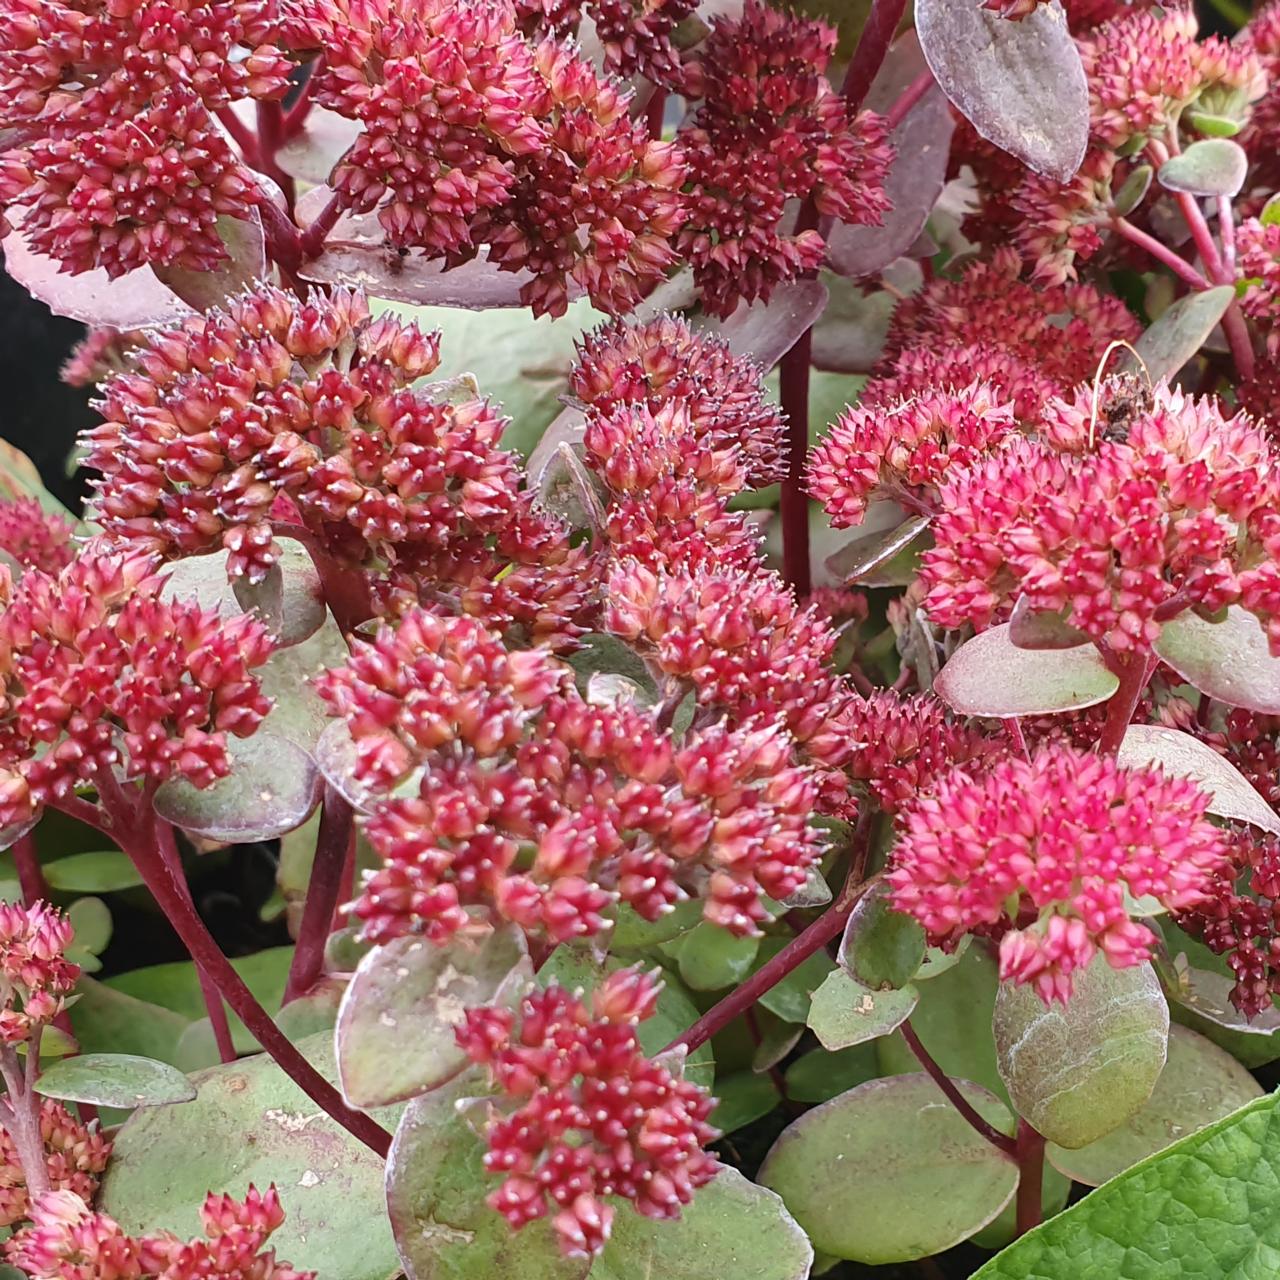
526,405,586,486
810,273,896,373
313,719,376,814
826,514,931,584
277,108,362,184
1158,961,1280,1068
154,213,266,313
34,1052,196,1109
935,623,1118,716
335,927,530,1109
697,279,829,368
1008,595,1090,650
1155,605,1280,714
916,0,1087,182
1121,285,1234,384
806,969,918,1050
827,34,954,280
838,881,925,991
1117,724,1280,837
232,539,327,648
1157,139,1249,199
3,225,191,327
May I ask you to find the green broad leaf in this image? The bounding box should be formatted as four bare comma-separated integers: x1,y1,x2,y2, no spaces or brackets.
934,623,1118,717
67,896,112,956
325,926,374,975
993,957,1168,1150
100,1034,401,1280
1161,960,1280,1067
44,850,142,894
566,635,658,703
1047,1025,1263,1187
807,969,917,1050
784,1043,880,1103
591,1166,813,1280
759,1075,1018,1264
158,547,244,616
1124,287,1233,385
675,924,760,992
752,940,837,1025
0,438,78,524
31,1024,79,1057
777,864,832,910
68,977,194,1066
877,944,1008,1104
537,947,713,1088
752,1016,803,1073
917,936,972,981
231,537,327,648
35,1052,196,1109
153,730,320,843
387,1068,587,1280
255,616,351,755
826,515,931,586
608,899,705,952
971,1090,1280,1279
1157,138,1248,198
275,977,346,1043
838,882,925,990
968,1160,1072,1251
1155,605,1280,714
1110,164,1154,217
1007,596,1089,651
1118,724,1280,837
336,927,530,1108
711,1072,780,1135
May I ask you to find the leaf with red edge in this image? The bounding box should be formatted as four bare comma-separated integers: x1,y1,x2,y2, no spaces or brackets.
1008,595,1090,650
1154,605,1280,714
826,33,954,280
2,224,191,327
1157,139,1249,199
153,213,266,312
916,0,1087,182
935,623,1118,716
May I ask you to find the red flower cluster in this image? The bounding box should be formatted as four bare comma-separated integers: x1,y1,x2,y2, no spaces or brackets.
889,745,1229,1003
0,0,289,275
457,968,717,1257
674,1,892,316
0,500,74,574
316,608,820,943
1238,216,1280,355
0,545,273,828
0,902,79,1044
8,1184,314,1279
83,285,588,643
289,0,685,317
922,385,1280,655
0,1099,110,1228
61,328,143,389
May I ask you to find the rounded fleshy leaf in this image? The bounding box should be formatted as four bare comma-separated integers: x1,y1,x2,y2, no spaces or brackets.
806,969,917,1051
710,1074,781,1136
752,1019,803,1073
154,213,267,313
67,897,112,958
916,0,1087,182
935,623,1118,716
336,927,530,1109
256,617,351,755
751,940,836,1025
810,273,895,373
386,1069,587,1280
313,719,377,814
1007,596,1089,650
34,1052,196,1109
153,731,320,843
1117,724,1280,836
759,1075,1017,1264
697,279,829,369
1120,286,1235,385
1111,164,1154,217
1157,139,1249,198
608,899,703,951
232,538,327,647
44,850,142,894
278,109,362,184
675,923,760,991
784,1044,880,1103
1160,959,1280,1067
968,1160,1072,1250
1154,605,1280,713
592,1167,812,1280
993,956,1168,1149
838,881,926,990
826,515,931,585
1047,1025,1262,1187
100,1034,400,1279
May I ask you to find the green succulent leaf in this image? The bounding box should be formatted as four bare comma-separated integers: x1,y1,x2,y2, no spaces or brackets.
838,881,925,990
44,850,142,894
35,1052,197,1109
807,969,917,1050
1154,604,1280,714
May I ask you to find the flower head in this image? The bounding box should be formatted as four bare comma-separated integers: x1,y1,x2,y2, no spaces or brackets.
1237,216,1280,355
0,500,74,574
0,901,79,1043
889,745,1229,1002
457,968,718,1257
0,1099,111,1228
61,328,144,389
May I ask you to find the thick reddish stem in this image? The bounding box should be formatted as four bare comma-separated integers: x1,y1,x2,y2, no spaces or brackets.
11,833,47,904
839,0,910,112
900,1019,1017,1156
217,107,263,166
645,88,667,139
283,62,319,139
779,327,813,597
284,786,353,1004
299,193,345,260
126,822,391,1156
255,102,296,209
885,67,934,130
1014,1119,1046,1236
1097,654,1152,756
0,1035,49,1198
1110,217,1211,291
155,822,236,1064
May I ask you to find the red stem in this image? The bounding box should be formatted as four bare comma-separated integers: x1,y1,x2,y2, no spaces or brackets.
900,1019,1017,1156
259,199,303,276
255,101,296,210
11,833,47,904
217,107,263,167
779,327,813,597
1097,654,1152,756
839,0,910,112
1014,1119,1047,1236
283,62,319,139
125,820,391,1156
645,88,667,139
299,193,345,260
284,786,353,1004
1110,217,1211,291
0,1035,48,1199
885,67,935,130
155,822,236,1064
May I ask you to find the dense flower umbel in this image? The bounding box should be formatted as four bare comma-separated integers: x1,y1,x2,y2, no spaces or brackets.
922,385,1280,655
889,746,1229,1003
1241,2,1280,197
675,1,892,317
457,968,718,1257
82,286,588,642
1238,216,1280,355
0,545,273,827
0,500,74,574
808,381,1018,527
61,328,144,389
289,0,686,317
316,609,821,942
0,1099,110,1228
8,1184,315,1279
0,902,79,1044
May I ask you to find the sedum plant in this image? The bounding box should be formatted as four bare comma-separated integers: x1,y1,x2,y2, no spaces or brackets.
6,0,1280,1274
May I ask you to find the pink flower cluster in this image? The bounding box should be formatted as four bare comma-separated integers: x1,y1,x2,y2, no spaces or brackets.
8,1184,314,1279
0,499,74,574
316,608,821,943
0,1099,110,1228
0,0,290,275
0,545,273,828
1238,216,1280,355
457,967,717,1257
922,384,1280,656
675,1,892,317
0,902,79,1044
889,744,1229,1002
